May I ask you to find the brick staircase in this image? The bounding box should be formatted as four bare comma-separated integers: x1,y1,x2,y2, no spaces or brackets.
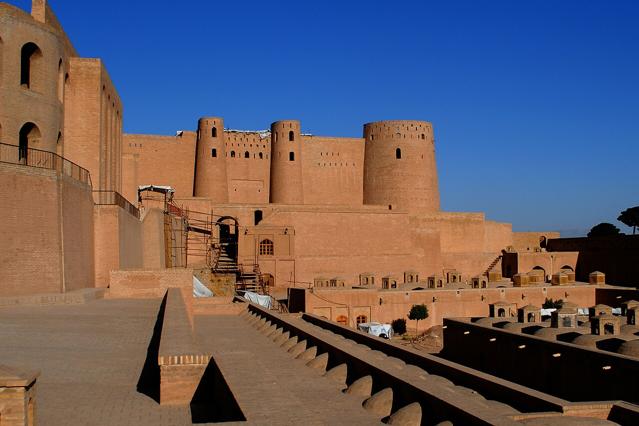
483,254,502,277
236,264,269,295
212,243,239,274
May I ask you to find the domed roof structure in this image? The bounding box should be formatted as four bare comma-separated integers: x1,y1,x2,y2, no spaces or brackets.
617,339,639,357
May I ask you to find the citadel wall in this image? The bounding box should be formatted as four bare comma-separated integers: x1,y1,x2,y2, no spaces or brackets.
123,131,196,200
64,58,123,192
0,162,94,296
295,284,598,331
300,135,364,206
93,204,143,287
224,129,270,204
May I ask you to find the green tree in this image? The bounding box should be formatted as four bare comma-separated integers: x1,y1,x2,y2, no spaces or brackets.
542,298,563,309
618,206,639,235
408,304,428,332
391,318,407,335
588,222,621,237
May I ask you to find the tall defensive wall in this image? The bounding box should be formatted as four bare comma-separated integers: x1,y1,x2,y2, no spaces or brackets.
363,120,440,213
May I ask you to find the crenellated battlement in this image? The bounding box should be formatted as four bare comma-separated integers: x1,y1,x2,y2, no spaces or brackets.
187,117,440,210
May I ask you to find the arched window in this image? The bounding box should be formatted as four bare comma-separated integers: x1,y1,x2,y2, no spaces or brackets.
230,150,235,158
289,130,294,141
57,59,64,102
289,152,295,161
259,152,263,159
560,265,574,272
211,148,217,157
421,133,425,140
259,239,274,256
497,308,506,317
18,122,41,162
604,323,614,335
395,148,401,159
254,210,263,225
20,42,43,90
56,131,63,156
527,312,536,322
356,315,368,325
244,151,249,158
336,315,348,325
212,127,217,138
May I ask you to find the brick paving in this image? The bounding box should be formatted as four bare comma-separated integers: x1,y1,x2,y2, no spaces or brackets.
0,299,380,425
195,315,381,425
0,298,192,426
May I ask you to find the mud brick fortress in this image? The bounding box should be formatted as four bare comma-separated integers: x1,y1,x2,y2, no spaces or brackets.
0,0,570,296
2,2,639,424
0,0,634,322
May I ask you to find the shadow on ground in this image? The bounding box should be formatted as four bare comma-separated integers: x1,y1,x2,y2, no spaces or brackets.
190,358,246,423
136,294,167,403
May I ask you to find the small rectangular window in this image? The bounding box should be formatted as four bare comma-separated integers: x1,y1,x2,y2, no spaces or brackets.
289,152,295,161
211,148,217,157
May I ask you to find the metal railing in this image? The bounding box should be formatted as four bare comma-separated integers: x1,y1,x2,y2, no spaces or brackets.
93,190,140,219
0,143,92,187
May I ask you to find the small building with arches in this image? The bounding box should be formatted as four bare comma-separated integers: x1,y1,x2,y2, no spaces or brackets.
489,301,516,318
518,305,541,324
591,314,622,336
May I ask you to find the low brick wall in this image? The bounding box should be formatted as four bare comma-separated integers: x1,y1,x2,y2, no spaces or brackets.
158,288,210,405
246,303,525,425
441,318,639,403
301,312,567,414
108,269,193,299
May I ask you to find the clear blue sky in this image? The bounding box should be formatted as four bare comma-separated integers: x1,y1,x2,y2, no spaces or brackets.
9,0,639,235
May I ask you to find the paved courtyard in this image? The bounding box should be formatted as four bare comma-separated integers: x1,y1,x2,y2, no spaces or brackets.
0,298,192,425
0,298,380,425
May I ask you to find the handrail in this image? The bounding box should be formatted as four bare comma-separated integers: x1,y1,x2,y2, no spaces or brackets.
0,143,92,187
93,190,140,219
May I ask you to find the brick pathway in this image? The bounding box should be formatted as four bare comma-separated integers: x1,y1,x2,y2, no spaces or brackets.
0,299,380,425
0,298,192,425
194,315,381,425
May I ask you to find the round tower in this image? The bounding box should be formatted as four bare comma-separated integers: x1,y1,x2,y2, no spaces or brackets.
363,120,440,213
269,120,303,204
194,117,228,202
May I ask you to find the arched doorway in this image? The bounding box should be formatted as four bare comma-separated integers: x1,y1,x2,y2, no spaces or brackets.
254,209,263,225
216,216,239,264
19,122,40,163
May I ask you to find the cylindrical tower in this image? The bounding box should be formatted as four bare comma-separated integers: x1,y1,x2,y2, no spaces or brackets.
193,117,228,202
363,120,440,213
269,120,303,204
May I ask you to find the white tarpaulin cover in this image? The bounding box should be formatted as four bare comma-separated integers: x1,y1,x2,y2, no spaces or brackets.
193,275,213,298
244,291,273,309
357,322,393,339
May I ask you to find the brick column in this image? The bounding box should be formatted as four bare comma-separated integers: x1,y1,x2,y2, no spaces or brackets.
0,365,40,426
